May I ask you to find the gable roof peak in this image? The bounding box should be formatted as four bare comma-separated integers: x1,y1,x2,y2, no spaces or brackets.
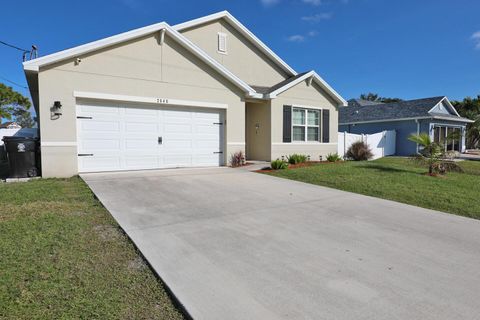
263,70,346,106
173,11,297,77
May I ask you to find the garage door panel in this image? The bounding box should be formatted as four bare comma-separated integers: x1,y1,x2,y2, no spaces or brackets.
164,110,193,117
195,155,221,165
125,139,158,150
163,155,193,167
195,111,220,118
164,124,193,133
164,140,193,148
196,140,220,148
125,107,157,117
76,103,223,173
124,156,158,169
196,124,221,134
79,156,121,171
195,132,221,141
80,120,120,132
78,104,120,115
78,132,121,141
79,139,121,151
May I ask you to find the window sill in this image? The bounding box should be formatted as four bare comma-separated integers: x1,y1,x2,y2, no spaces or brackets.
272,142,337,145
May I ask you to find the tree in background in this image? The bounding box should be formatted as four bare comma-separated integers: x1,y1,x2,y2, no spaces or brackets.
452,96,480,149
359,92,403,103
14,108,36,128
0,83,35,128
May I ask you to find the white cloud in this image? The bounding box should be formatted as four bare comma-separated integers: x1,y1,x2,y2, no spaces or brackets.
287,35,306,42
472,31,480,49
287,31,318,43
260,0,280,6
301,13,332,23
302,0,322,6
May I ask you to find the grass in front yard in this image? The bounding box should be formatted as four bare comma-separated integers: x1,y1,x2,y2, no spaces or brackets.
265,157,480,219
0,177,185,319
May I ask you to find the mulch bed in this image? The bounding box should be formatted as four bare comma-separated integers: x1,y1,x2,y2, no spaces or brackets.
256,161,344,172
230,162,255,168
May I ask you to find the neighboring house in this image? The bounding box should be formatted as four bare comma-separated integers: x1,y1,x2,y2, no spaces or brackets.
339,97,474,156
0,122,22,129
23,11,346,178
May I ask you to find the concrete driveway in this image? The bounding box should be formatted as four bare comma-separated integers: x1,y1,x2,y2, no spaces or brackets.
81,167,480,320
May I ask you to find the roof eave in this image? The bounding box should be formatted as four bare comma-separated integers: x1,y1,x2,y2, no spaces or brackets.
340,114,474,126
23,22,169,72
431,116,475,123
267,71,347,107
21,22,256,96
339,116,432,125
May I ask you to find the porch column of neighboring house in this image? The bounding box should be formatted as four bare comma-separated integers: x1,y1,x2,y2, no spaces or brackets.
415,119,420,153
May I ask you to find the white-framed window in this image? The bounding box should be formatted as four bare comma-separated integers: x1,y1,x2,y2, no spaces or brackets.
432,125,462,152
217,32,227,54
292,107,320,142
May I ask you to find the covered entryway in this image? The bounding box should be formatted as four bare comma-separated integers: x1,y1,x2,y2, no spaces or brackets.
76,100,224,172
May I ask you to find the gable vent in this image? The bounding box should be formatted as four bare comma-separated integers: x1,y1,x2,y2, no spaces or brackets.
217,32,227,53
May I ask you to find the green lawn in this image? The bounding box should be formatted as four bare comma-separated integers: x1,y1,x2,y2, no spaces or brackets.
265,157,480,219
0,177,185,319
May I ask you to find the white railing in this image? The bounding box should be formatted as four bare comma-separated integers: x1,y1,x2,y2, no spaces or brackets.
338,130,396,160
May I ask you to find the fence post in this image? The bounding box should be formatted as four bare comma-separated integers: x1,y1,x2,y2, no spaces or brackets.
344,131,347,157
383,131,386,157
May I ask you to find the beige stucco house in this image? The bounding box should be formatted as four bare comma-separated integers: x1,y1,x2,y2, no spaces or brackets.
23,11,347,177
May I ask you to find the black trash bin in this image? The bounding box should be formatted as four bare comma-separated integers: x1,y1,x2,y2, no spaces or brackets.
2,136,40,178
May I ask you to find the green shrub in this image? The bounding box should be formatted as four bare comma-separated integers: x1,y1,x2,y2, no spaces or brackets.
271,159,288,170
326,153,342,162
346,141,373,161
287,154,308,165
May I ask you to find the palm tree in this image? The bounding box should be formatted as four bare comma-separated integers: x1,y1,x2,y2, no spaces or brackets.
408,133,442,174
465,110,480,148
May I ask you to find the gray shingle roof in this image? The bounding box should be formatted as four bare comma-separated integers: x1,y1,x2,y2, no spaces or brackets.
249,72,309,96
347,99,384,107
339,96,448,124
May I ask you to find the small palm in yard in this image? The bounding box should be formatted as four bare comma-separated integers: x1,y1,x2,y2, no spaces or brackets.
408,133,462,175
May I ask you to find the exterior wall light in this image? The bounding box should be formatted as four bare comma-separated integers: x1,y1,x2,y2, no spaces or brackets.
53,101,63,116
51,101,63,120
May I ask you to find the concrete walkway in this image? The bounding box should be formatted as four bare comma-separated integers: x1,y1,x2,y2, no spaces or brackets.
81,167,480,320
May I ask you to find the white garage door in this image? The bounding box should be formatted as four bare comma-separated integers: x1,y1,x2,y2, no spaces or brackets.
76,101,224,173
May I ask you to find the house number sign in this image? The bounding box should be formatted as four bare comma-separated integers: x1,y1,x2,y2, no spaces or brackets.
156,98,169,104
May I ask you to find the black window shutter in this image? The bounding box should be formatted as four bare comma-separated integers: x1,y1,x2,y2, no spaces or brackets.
322,109,330,143
283,105,292,143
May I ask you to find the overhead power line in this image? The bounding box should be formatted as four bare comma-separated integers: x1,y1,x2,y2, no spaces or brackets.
0,75,28,89
0,40,38,61
0,40,30,52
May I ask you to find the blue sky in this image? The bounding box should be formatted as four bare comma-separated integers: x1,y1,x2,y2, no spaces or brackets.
1,0,479,102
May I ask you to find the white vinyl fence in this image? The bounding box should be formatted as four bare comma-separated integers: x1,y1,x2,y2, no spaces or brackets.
0,128,38,145
338,130,396,160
